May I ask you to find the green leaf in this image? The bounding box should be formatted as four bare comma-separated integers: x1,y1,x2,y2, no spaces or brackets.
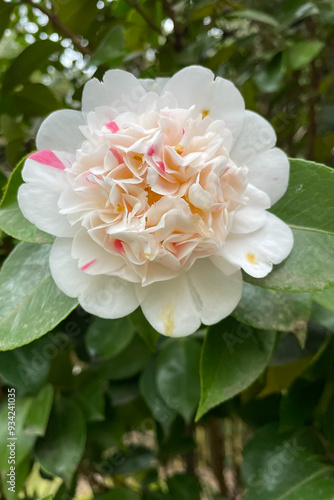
139,358,176,433
233,283,311,341
0,335,52,395
0,1,14,40
91,25,125,66
0,242,78,350
283,40,324,71
246,159,334,292
227,9,280,27
75,377,105,422
24,384,54,436
272,159,334,234
167,474,201,500
241,424,334,500
2,40,60,92
197,318,276,420
100,489,140,500
156,339,201,422
0,156,54,244
85,317,135,360
254,53,284,93
129,307,159,351
35,396,86,485
13,83,60,117
40,497,53,500
313,287,334,312
98,334,150,380
0,397,36,471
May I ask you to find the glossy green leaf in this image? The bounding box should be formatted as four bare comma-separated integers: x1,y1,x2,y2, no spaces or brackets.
35,396,86,485
233,283,311,341
0,157,54,244
0,397,36,471
98,334,150,380
0,242,78,350
139,358,176,433
24,384,54,436
2,40,60,92
85,317,135,360
75,378,105,422
283,40,324,71
129,307,159,351
0,1,14,40
197,318,276,420
156,339,201,422
227,9,279,27
13,83,60,117
242,424,334,500
313,287,334,312
0,335,52,394
91,25,125,66
272,159,334,234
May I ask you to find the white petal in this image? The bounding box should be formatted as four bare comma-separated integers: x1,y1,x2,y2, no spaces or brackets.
136,275,201,337
247,148,290,206
231,184,270,234
186,259,243,325
230,110,276,165
18,153,74,237
50,238,139,316
36,110,85,154
222,212,293,278
82,69,145,114
140,77,169,94
162,66,245,144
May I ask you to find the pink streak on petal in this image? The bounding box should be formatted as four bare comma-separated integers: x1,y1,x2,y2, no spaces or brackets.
273,177,279,181
223,167,230,175
182,128,185,135
30,150,66,171
110,148,123,165
147,145,155,156
106,121,119,133
157,161,165,172
80,259,97,271
114,239,124,254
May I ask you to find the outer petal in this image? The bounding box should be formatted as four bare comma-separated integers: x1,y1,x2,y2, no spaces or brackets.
18,152,74,237
230,110,276,165
246,148,290,206
50,238,139,317
222,212,293,278
162,66,245,144
36,110,85,154
140,77,169,94
82,69,145,114
136,275,201,337
186,259,243,325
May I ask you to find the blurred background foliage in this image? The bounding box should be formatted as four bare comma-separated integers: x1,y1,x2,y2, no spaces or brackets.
1,0,334,499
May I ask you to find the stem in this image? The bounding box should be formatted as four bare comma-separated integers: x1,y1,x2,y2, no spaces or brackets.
184,422,196,476
208,417,228,498
123,0,163,36
161,0,183,52
22,0,92,56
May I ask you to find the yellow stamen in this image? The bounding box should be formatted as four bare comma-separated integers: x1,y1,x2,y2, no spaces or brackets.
160,304,176,337
145,187,162,206
117,204,125,212
174,144,185,155
246,252,259,265
202,109,210,118
133,154,143,162
144,253,151,260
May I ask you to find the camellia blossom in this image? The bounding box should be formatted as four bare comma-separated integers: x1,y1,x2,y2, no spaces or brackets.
18,66,293,337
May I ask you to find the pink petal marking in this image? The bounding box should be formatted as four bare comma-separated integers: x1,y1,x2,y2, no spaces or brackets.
30,150,66,171
182,128,185,135
106,121,119,133
80,259,97,271
157,161,165,172
223,167,230,175
114,239,124,254
147,145,155,156
273,177,279,181
110,148,123,165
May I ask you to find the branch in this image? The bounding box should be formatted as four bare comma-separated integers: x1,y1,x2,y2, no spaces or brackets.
22,0,92,56
123,0,163,36
208,417,229,498
161,0,183,52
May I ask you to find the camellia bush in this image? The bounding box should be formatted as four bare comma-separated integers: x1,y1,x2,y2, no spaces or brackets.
0,0,334,499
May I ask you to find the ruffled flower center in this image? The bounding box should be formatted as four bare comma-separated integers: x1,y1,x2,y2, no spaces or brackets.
59,105,249,284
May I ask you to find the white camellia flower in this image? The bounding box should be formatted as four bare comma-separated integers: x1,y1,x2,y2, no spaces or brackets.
18,66,293,337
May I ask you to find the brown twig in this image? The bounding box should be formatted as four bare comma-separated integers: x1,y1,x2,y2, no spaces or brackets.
22,0,92,56
161,0,183,52
123,0,163,36
208,417,229,498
